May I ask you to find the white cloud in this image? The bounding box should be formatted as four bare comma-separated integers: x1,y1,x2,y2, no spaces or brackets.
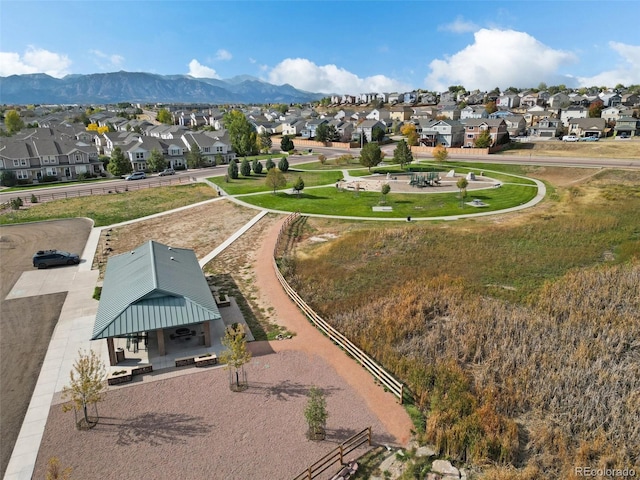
89,49,124,70
424,29,577,91
438,16,479,34
577,41,640,87
187,59,219,78
215,49,232,61
0,46,71,77
268,58,410,94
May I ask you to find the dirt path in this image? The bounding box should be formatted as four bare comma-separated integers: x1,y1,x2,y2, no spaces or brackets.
252,216,413,446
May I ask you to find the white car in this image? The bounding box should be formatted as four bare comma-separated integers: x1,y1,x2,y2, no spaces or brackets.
562,135,579,142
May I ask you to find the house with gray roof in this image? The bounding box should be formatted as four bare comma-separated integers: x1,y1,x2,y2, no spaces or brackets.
418,119,464,147
92,240,223,365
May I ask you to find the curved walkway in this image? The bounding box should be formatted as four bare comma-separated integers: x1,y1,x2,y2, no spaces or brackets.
252,216,413,445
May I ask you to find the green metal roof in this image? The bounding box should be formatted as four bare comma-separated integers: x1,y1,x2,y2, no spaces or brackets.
92,240,221,340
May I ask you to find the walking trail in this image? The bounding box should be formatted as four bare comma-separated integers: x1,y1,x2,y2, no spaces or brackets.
252,215,413,446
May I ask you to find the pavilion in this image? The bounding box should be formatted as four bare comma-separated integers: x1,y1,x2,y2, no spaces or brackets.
91,240,222,366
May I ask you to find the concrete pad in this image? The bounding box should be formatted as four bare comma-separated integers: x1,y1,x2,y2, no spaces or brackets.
5,268,78,299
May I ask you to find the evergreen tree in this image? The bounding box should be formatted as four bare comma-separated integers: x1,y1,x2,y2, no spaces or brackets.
186,144,205,168
265,158,276,171
228,160,239,179
278,156,289,172
252,159,263,174
359,142,383,172
280,135,294,152
240,158,251,176
393,139,413,169
259,131,273,153
293,176,305,197
107,146,132,177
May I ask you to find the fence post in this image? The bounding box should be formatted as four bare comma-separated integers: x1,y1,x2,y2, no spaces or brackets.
368,426,372,445
400,384,404,405
339,445,344,464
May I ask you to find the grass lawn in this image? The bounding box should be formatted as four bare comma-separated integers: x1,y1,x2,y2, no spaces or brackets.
294,157,363,171
0,184,218,226
210,170,344,195
1,177,115,192
236,183,537,218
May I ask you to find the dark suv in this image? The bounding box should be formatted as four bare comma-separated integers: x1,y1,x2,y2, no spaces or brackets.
33,250,80,269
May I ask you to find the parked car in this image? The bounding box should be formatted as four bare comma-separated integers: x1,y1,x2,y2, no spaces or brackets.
125,171,146,180
32,250,80,269
580,136,599,141
159,168,175,176
618,132,630,139
562,135,579,142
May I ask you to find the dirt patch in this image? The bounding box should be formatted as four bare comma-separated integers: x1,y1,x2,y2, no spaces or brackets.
0,218,92,478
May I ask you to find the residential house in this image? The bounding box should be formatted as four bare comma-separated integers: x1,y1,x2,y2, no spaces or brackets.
125,137,169,171
181,132,235,165
281,119,306,136
355,119,386,142
560,106,589,127
614,117,640,137
439,105,461,120
388,93,404,104
621,93,640,107
418,119,465,147
411,107,437,120
567,118,606,138
599,92,622,107
301,118,329,139
460,106,488,120
389,106,413,122
100,131,141,155
503,115,527,137
529,116,562,138
418,92,437,105
524,109,555,127
366,108,391,122
438,91,457,104
496,94,520,109
520,91,541,108
461,119,508,147
601,106,625,123
0,135,103,183
547,93,572,109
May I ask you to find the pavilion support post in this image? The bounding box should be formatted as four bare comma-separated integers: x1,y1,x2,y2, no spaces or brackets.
203,321,212,348
157,328,166,356
107,337,117,366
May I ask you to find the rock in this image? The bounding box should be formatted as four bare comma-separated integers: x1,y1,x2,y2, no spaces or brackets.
460,468,468,480
432,459,460,478
415,445,436,458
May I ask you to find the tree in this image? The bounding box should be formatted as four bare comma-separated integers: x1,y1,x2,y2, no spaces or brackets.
5,110,24,134
252,159,263,174
371,125,386,142
219,324,251,391
265,167,287,193
393,139,413,169
381,183,391,204
589,100,604,118
186,144,205,169
401,122,419,146
224,110,257,157
474,130,493,148
281,135,294,152
485,101,498,114
240,158,251,177
315,123,330,143
456,177,469,207
61,349,106,429
107,146,132,177
304,386,328,440
1,170,18,187
433,144,449,162
156,108,172,125
259,131,272,153
359,142,383,172
228,160,239,179
265,158,276,171
318,154,327,165
278,156,289,173
147,148,167,172
293,176,305,197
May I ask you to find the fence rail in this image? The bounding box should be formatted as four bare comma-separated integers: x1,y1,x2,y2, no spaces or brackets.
273,213,408,404
292,427,371,480
3,176,192,205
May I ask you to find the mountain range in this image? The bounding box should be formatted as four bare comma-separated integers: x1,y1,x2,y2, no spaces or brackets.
0,72,325,105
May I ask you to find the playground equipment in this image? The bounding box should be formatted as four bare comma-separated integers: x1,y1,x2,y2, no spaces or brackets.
409,171,441,188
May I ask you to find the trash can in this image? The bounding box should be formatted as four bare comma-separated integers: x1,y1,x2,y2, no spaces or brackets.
116,348,125,363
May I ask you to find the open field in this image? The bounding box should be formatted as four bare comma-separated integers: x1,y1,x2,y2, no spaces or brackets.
499,138,640,158
0,184,218,226
283,167,640,476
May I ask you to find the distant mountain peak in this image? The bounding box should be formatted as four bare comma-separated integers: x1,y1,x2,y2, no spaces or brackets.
0,71,324,104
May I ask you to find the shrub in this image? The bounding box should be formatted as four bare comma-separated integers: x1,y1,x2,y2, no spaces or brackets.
240,158,251,177
265,158,275,171
30,193,38,203
227,161,239,179
0,170,17,187
252,159,263,174
278,156,289,173
10,197,23,210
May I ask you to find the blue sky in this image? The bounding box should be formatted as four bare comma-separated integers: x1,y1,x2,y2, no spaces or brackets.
1,1,639,94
